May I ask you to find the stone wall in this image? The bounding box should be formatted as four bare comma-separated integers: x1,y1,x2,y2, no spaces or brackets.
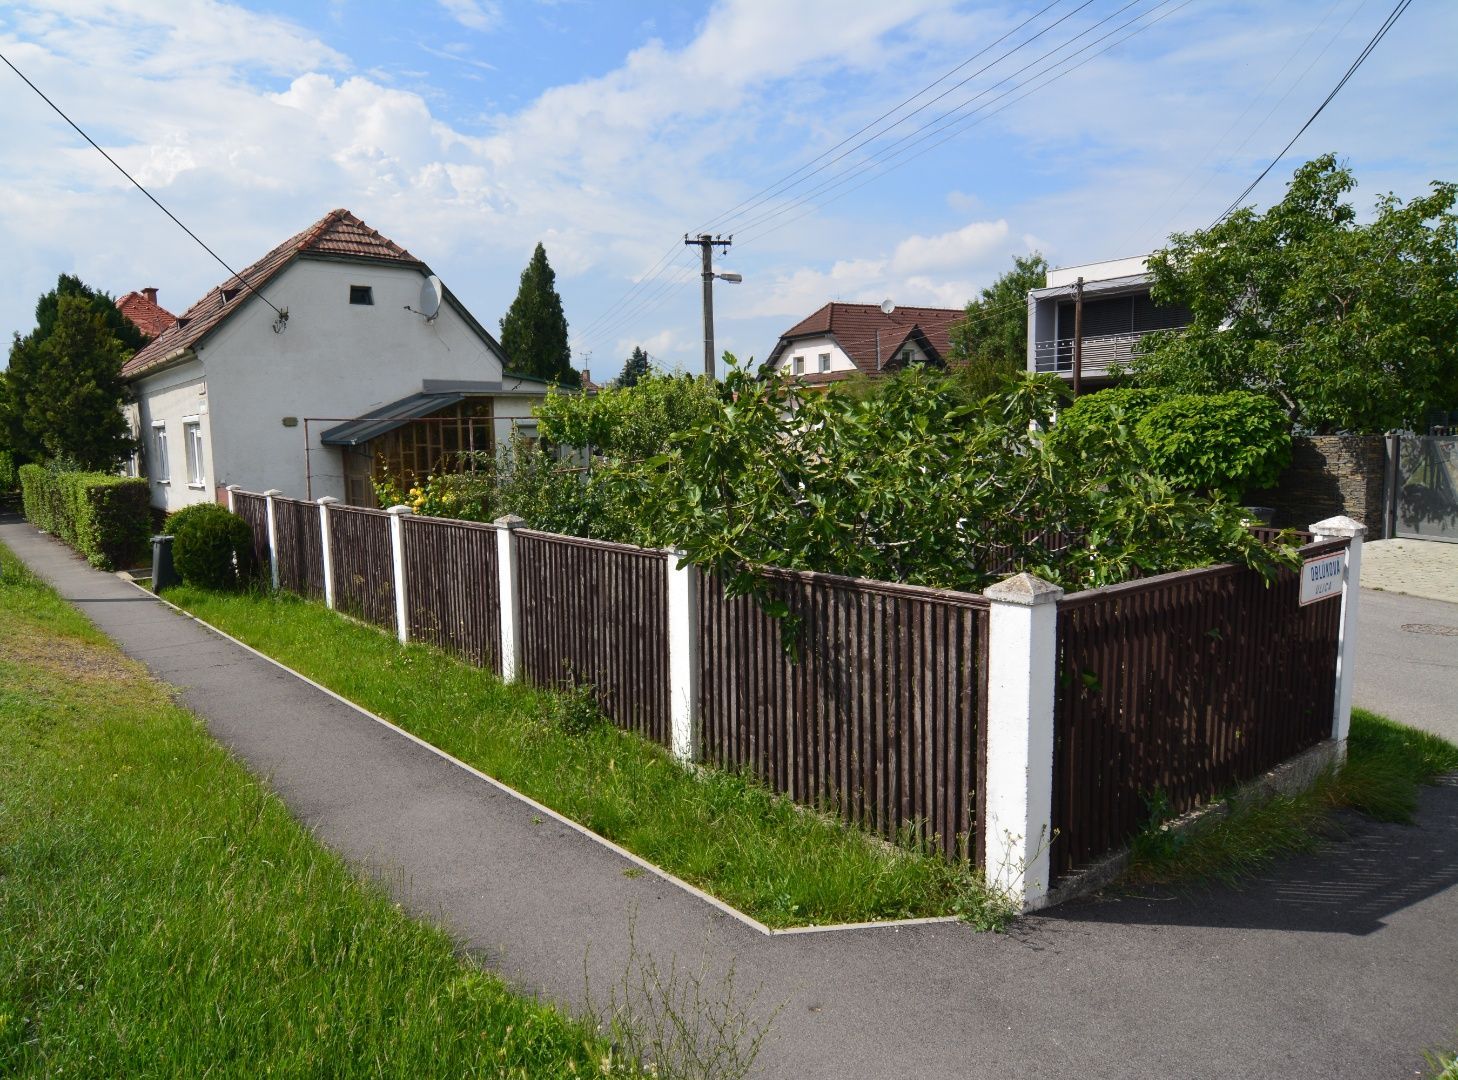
1254,435,1387,535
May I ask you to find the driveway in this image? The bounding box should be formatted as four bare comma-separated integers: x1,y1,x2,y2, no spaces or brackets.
4,516,1456,1080
1356,588,1458,744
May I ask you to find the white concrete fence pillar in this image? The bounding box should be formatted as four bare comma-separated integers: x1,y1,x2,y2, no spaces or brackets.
1310,515,1366,750
263,489,283,591
494,515,525,682
225,484,239,513
385,504,413,645
981,571,1063,912
665,549,701,763
317,496,339,610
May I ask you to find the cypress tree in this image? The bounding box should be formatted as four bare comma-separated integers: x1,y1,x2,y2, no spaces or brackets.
616,346,651,387
499,243,577,387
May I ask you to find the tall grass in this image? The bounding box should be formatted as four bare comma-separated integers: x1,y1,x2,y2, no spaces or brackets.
163,586,1004,929
0,543,622,1076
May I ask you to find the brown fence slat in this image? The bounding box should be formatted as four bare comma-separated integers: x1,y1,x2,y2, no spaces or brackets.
696,568,989,864
1050,540,1348,879
401,515,502,674
516,530,671,746
328,505,395,630
272,497,324,599
230,492,271,577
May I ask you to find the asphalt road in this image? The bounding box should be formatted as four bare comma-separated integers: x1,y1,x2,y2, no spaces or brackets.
1355,588,1458,744
4,517,1455,1080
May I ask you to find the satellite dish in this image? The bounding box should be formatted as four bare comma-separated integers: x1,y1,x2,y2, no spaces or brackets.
880,298,896,315
418,275,443,320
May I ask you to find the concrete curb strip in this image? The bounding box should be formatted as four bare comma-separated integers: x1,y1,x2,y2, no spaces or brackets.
131,576,966,938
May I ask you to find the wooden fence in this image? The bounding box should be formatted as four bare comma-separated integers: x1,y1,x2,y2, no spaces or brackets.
231,491,271,575
328,506,395,629
517,530,671,745
402,516,501,673
273,497,325,599
698,569,989,863
1050,537,1347,877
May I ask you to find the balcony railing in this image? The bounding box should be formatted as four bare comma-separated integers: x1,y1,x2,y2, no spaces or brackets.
1032,328,1178,376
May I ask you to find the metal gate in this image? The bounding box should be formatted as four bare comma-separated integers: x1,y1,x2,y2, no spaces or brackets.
1390,435,1458,543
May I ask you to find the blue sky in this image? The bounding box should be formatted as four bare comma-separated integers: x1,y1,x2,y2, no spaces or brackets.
2,0,1454,380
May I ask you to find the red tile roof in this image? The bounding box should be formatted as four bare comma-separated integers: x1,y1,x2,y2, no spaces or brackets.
767,301,964,375
121,209,424,380
115,290,176,340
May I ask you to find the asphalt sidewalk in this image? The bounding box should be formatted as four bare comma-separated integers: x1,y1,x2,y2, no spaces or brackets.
4,516,1456,1080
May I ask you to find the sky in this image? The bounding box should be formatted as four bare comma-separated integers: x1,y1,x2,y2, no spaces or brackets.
1,0,1454,380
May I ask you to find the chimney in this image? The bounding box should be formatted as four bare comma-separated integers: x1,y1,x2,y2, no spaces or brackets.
141,286,158,305
582,369,591,386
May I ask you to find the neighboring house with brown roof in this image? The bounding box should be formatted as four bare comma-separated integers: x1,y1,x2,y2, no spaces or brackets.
764,301,964,386
122,209,553,511
115,287,176,341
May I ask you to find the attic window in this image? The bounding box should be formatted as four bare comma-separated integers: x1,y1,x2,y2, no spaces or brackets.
221,287,241,304
349,285,374,306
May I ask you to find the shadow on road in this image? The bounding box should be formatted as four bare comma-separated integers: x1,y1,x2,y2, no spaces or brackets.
1035,778,1458,937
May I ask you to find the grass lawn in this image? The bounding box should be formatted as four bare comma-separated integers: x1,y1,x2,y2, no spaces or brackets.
162,585,1001,930
1126,708,1458,885
0,543,624,1076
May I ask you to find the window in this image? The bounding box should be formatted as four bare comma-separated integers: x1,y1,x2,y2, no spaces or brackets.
818,352,830,373
349,285,374,306
792,355,804,375
901,348,914,365
152,422,169,484
184,420,205,487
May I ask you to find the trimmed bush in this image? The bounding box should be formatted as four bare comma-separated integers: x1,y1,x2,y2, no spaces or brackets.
168,503,256,590
1050,388,1292,500
0,449,17,492
19,464,151,569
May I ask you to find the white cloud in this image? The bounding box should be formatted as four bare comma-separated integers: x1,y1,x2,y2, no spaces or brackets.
892,219,1007,274
438,0,501,32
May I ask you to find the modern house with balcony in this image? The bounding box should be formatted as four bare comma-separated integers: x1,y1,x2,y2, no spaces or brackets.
1026,255,1191,392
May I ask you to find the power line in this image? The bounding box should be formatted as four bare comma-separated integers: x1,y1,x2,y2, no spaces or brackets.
2,51,285,318
1213,0,1411,224
736,0,1192,247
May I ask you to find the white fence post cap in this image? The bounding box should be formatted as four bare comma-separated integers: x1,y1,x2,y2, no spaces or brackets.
385,504,414,516
493,514,526,529
1309,515,1367,539
983,572,1063,605
316,495,340,505
263,488,283,497
225,484,241,492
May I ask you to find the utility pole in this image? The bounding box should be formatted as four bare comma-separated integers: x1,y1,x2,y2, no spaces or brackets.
1071,275,1085,397
686,233,733,377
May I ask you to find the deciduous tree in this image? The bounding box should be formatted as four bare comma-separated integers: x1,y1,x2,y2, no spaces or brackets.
948,252,1047,398
1132,155,1458,433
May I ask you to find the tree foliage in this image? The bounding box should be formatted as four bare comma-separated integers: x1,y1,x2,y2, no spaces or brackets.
1050,388,1292,499
535,373,719,459
499,243,577,387
615,346,651,388
628,360,1291,601
1131,155,1458,433
2,289,135,470
948,252,1048,398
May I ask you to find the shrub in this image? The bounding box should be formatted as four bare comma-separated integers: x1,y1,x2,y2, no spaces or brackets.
0,449,17,492
19,463,150,569
168,503,256,590
1050,388,1291,499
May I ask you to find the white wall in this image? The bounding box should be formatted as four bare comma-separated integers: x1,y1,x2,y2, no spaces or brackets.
1045,255,1149,288
775,335,856,376
197,258,516,501
133,360,217,512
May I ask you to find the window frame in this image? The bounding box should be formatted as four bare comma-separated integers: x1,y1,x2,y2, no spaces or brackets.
349,285,374,306
151,421,170,485
792,354,805,375
818,352,830,373
182,417,205,489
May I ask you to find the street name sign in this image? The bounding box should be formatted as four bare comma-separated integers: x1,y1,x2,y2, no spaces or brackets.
1299,551,1345,606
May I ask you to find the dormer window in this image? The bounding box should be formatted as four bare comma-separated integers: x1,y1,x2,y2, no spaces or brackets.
349,285,374,306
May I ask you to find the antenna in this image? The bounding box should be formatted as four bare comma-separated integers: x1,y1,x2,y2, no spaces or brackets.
880,298,896,315
406,275,443,321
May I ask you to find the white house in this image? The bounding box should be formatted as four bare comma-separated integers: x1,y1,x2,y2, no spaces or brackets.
1025,255,1191,392
765,302,963,387
121,209,553,510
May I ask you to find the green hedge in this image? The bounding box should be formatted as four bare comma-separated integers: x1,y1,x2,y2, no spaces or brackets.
166,503,257,590
0,449,16,493
19,464,152,570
